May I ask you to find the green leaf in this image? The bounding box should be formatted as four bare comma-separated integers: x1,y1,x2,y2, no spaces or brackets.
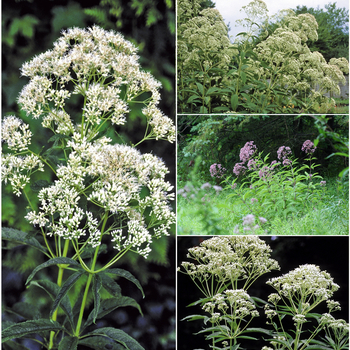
26,257,80,285
50,271,85,318
5,302,41,321
195,82,204,95
78,336,125,350
86,328,144,350
2,319,65,343
30,280,74,331
58,336,78,350
84,296,143,329
3,340,31,350
100,273,122,296
231,94,239,111
2,227,49,257
92,274,102,323
30,180,50,192
104,268,144,298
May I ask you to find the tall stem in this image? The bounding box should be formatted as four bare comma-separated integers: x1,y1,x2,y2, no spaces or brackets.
75,212,108,336
49,239,70,349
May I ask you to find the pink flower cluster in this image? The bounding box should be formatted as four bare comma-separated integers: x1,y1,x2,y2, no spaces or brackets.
277,146,292,161
302,140,316,154
233,141,257,177
210,163,226,178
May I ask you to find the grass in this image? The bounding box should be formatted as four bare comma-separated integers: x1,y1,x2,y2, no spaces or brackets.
177,178,349,235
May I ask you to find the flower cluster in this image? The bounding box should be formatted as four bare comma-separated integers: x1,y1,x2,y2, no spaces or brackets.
17,25,175,143
179,236,280,294
209,163,227,178
2,26,176,259
302,139,316,154
240,141,257,162
277,145,292,161
267,264,340,309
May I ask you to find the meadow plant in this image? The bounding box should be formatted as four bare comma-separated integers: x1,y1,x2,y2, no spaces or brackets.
2,26,175,349
226,140,326,223
179,237,349,350
210,163,227,178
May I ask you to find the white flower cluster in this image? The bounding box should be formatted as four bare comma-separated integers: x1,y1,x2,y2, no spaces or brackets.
24,132,175,258
2,116,44,196
17,25,175,142
203,290,259,322
3,26,175,259
267,264,340,304
180,236,280,290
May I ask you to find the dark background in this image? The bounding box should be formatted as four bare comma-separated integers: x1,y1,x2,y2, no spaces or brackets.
177,236,349,350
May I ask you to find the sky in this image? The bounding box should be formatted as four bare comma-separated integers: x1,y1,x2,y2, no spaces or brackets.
214,0,350,40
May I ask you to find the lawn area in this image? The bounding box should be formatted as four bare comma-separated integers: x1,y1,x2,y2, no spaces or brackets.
177,177,349,235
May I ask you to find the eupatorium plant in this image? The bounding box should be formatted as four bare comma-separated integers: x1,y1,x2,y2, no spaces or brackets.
178,237,349,350
2,25,175,350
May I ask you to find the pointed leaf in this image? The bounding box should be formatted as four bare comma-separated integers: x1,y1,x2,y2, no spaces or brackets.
50,271,84,318
87,328,144,350
6,302,41,320
30,280,74,331
2,319,65,343
58,335,78,350
26,257,80,285
230,94,239,111
100,272,122,297
3,340,31,350
79,336,125,350
92,274,102,323
104,268,144,298
84,296,143,329
2,227,49,256
195,82,204,95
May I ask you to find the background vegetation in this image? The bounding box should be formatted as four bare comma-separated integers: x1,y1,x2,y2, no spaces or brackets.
2,1,175,349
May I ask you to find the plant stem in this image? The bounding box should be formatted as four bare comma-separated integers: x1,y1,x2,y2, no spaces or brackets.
49,239,70,349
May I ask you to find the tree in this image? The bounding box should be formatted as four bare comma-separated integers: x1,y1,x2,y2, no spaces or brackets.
295,3,349,61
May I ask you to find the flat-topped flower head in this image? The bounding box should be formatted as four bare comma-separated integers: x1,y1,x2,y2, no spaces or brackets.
267,264,339,304
302,140,316,154
179,236,280,295
17,25,175,142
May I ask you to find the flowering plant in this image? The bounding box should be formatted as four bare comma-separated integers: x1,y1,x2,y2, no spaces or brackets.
2,26,175,349
178,237,349,350
226,140,327,227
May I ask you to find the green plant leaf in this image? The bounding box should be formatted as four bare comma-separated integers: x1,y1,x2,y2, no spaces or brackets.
104,268,144,298
30,280,74,331
92,274,102,323
3,340,31,350
2,319,65,343
196,82,204,95
5,302,41,321
231,94,239,111
79,335,125,350
26,257,80,285
83,296,143,329
58,335,78,350
100,272,122,296
85,328,145,350
50,271,85,318
2,227,49,257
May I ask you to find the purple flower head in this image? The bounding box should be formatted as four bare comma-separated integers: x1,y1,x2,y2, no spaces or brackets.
247,159,257,170
239,141,257,163
231,183,237,189
233,162,246,177
210,163,226,178
282,158,292,166
251,198,258,204
259,217,267,224
243,214,255,226
320,181,326,187
302,140,316,154
201,182,212,190
213,185,222,192
259,166,271,180
277,146,292,161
